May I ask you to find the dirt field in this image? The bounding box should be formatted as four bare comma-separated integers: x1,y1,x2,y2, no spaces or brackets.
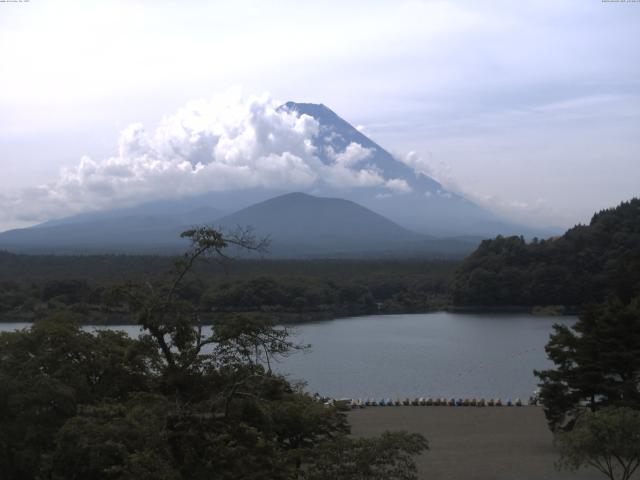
349,406,621,480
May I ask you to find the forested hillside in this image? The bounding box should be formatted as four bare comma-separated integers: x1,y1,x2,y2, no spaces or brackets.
452,198,640,308
0,254,454,323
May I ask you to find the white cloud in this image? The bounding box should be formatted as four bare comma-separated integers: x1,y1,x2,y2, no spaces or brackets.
385,178,413,194
0,91,409,225
321,141,388,189
1,0,639,232
470,194,567,227
395,149,570,227
399,150,460,193
328,142,373,167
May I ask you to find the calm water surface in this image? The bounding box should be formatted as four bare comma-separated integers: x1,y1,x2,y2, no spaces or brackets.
2,312,576,399
278,312,576,399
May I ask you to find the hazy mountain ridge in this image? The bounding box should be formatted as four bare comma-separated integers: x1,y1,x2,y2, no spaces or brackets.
0,206,225,254
216,192,421,243
281,102,542,237
0,192,481,257
34,204,224,230
215,192,454,257
0,101,552,254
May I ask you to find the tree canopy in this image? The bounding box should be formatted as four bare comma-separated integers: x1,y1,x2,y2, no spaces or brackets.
452,198,640,308
555,407,640,480
535,295,640,431
0,251,455,325
0,227,428,479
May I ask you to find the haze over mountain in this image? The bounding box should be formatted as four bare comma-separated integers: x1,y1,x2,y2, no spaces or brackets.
35,203,224,230
215,192,480,257
281,102,537,237
0,192,480,257
0,209,220,255
0,100,555,255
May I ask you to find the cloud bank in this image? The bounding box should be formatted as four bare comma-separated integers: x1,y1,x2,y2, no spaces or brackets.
1,91,409,225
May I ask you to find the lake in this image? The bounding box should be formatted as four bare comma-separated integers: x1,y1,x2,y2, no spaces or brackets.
1,312,576,400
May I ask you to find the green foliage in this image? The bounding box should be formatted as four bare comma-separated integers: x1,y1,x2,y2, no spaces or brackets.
201,276,378,315
0,228,428,479
0,254,455,323
535,296,640,431
51,395,178,480
304,431,428,480
266,392,350,452
0,315,156,479
555,407,640,480
41,279,91,304
452,198,640,307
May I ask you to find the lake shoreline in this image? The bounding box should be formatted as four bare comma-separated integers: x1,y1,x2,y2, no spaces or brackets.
0,304,580,325
446,305,581,316
0,307,429,325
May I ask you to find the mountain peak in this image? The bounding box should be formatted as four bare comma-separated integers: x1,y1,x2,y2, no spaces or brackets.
282,101,332,114
281,102,347,130
214,192,428,256
274,191,314,200
280,101,442,194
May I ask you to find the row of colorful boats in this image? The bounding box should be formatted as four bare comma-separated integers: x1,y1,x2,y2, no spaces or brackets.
335,397,533,408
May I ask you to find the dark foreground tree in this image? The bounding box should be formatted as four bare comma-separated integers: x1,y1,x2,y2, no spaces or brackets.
555,407,640,480
534,295,640,431
0,227,427,479
0,316,156,479
304,431,428,480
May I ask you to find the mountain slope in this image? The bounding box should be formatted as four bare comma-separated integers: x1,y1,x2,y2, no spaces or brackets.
35,203,224,230
216,192,419,251
215,192,479,257
0,192,480,257
0,207,224,254
281,102,534,237
281,102,441,192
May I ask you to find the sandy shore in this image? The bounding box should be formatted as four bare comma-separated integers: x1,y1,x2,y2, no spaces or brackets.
349,406,622,480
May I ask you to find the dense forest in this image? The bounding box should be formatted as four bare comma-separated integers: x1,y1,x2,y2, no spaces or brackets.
0,254,455,324
452,198,640,308
3,198,639,322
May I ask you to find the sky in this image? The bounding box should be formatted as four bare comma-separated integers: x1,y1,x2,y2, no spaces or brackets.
1,0,639,232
